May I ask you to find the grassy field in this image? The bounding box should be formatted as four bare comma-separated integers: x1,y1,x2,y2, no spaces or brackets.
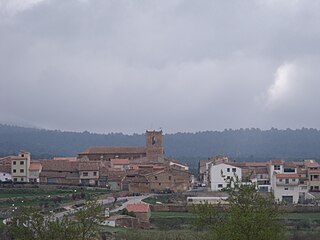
0,186,110,209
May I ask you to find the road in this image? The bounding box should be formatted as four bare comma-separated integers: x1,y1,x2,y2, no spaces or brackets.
3,194,154,224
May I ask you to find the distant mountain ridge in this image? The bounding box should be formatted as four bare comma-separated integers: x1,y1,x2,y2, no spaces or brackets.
1,124,320,168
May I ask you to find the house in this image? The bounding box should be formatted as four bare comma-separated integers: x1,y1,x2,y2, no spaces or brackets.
122,174,149,193
78,161,99,186
28,161,42,183
210,163,242,191
199,156,230,186
0,171,11,182
11,152,31,182
126,203,151,224
107,170,126,190
0,157,12,182
269,160,308,204
110,158,130,170
40,160,79,185
304,159,320,192
144,168,191,192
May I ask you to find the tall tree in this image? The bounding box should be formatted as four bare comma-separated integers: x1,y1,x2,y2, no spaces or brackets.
193,178,285,240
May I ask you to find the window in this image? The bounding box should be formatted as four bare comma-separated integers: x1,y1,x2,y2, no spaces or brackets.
83,172,88,177
279,179,283,182
169,176,172,180
232,168,236,173
274,165,280,170
285,179,289,184
159,183,161,186
13,169,16,173
155,176,158,180
227,168,230,172
20,178,23,181
20,169,24,173
13,178,17,182
93,172,97,176
292,178,296,182
314,175,319,179
13,161,16,165
218,184,223,188
20,161,24,165
284,187,289,190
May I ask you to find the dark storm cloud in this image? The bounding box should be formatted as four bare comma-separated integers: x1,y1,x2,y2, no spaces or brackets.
0,0,320,133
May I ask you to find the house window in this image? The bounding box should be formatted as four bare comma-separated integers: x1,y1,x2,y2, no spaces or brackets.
159,183,161,186
20,178,23,181
314,175,319,179
274,165,280,170
232,168,236,173
155,176,158,180
13,178,17,182
227,168,230,172
292,178,296,182
13,161,16,165
20,161,24,165
83,172,88,177
20,169,24,173
218,184,223,188
284,187,289,190
285,179,289,184
13,169,16,173
93,172,97,176
279,179,282,182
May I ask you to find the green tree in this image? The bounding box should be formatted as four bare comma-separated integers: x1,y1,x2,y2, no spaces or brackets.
5,200,104,240
193,178,285,240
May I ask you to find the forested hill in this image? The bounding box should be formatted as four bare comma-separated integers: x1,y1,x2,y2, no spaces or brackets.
1,124,320,168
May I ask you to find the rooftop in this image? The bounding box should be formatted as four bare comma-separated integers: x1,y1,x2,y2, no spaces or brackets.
126,203,150,213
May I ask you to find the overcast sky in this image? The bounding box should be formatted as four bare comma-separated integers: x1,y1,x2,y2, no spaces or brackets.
0,0,320,134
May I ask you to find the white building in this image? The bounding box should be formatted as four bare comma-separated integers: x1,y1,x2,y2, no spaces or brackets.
210,163,242,191
0,172,12,182
269,160,308,204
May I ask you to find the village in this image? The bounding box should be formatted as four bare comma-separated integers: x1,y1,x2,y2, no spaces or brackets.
0,130,320,235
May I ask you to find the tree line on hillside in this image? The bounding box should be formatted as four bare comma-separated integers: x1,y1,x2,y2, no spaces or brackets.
1,124,320,168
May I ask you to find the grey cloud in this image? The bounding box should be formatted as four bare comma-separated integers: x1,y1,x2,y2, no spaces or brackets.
0,0,320,133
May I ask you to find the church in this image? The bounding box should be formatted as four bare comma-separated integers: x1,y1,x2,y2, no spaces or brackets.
78,130,165,163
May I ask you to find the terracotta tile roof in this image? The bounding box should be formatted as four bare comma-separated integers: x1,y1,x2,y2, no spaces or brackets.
275,173,300,178
111,158,129,165
53,157,77,161
0,165,11,173
126,203,150,213
254,167,268,174
78,161,99,171
81,146,146,154
270,159,284,165
41,160,78,172
304,160,320,168
29,161,42,170
130,164,164,170
284,162,296,168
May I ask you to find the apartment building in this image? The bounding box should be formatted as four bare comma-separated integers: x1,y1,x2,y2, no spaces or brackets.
11,152,31,182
